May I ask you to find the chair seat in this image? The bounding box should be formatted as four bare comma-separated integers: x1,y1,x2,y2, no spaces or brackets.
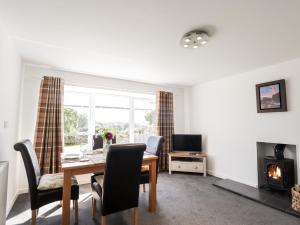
37,173,77,191
35,174,79,209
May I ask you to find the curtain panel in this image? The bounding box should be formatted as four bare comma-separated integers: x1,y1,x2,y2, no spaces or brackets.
34,76,64,175
156,91,174,170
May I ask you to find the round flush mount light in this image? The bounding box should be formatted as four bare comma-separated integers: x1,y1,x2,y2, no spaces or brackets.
180,30,209,49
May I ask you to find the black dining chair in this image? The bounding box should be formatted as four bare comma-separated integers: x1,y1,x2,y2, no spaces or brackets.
92,135,104,150
14,140,79,225
140,136,164,192
92,134,116,150
92,134,117,178
91,144,146,225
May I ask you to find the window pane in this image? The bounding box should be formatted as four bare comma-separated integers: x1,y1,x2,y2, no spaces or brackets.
64,106,89,153
95,94,129,108
95,108,130,144
134,109,155,143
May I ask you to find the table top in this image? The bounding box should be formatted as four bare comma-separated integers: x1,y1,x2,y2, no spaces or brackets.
61,151,158,170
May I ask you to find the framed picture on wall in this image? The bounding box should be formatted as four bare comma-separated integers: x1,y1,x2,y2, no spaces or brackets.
255,79,287,113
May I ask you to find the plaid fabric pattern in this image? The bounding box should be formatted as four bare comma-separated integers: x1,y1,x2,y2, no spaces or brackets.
156,91,174,170
34,76,64,175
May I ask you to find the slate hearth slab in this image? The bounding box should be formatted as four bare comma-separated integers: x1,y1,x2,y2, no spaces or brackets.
213,179,300,218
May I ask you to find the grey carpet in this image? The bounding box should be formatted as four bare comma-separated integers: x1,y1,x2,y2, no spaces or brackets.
6,173,300,225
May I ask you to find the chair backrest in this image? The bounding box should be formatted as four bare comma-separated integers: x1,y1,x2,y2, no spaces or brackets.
93,135,117,150
112,136,116,144
14,140,41,204
146,136,164,157
102,144,146,216
93,135,103,150
146,136,164,178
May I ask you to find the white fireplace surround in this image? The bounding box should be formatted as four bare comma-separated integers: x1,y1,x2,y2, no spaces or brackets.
257,141,299,188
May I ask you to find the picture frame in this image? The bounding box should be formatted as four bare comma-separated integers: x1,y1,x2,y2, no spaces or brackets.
255,79,287,113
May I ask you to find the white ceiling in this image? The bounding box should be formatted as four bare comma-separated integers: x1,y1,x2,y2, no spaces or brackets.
1,0,300,86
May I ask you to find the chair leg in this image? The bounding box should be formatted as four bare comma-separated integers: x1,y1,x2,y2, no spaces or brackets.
134,207,138,225
101,215,107,225
143,184,146,192
92,198,97,219
74,200,79,224
31,209,37,225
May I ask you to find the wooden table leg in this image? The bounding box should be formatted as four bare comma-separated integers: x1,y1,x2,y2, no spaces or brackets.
148,159,157,212
62,170,72,225
203,157,207,177
168,155,172,175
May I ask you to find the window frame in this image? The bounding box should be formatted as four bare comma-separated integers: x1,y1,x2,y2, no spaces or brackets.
63,86,156,149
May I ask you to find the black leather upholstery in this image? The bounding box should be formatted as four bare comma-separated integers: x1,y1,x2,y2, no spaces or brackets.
14,139,79,210
92,135,116,150
91,144,146,216
140,136,164,184
92,135,103,150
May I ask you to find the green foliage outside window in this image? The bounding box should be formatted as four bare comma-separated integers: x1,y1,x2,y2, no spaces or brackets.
64,108,88,146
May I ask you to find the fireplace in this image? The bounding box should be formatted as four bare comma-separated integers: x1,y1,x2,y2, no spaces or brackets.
264,156,295,191
257,142,298,189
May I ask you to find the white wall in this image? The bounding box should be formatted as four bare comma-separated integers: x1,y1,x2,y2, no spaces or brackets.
189,58,300,187
18,64,186,190
0,24,22,214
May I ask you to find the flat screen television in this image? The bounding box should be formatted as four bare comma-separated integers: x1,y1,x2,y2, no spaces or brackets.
172,134,202,152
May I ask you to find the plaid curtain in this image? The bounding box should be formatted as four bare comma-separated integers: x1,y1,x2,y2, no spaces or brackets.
156,91,174,170
34,76,64,175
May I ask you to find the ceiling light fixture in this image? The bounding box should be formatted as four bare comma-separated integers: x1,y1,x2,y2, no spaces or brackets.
180,30,209,49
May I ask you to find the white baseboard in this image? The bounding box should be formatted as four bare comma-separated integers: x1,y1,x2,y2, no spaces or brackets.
17,188,29,194
207,169,257,188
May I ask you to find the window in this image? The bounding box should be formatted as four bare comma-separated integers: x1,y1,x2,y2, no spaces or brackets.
95,94,130,144
134,99,156,142
63,86,156,152
64,92,90,153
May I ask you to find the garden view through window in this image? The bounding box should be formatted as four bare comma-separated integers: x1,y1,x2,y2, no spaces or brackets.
64,86,156,153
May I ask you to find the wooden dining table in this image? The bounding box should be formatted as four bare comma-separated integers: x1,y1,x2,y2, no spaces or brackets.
61,152,158,225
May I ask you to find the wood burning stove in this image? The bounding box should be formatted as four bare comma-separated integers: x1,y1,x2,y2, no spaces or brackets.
263,144,295,191
264,156,295,191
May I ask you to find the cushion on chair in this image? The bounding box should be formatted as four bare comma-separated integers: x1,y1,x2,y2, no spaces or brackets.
141,165,149,172
37,173,76,191
94,175,104,187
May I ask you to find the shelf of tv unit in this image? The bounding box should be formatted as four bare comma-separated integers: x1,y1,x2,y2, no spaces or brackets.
168,152,207,176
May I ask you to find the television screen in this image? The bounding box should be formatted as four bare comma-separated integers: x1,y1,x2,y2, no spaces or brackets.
172,134,202,152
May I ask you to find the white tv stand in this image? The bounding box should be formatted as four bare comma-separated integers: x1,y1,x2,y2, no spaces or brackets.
168,152,207,176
